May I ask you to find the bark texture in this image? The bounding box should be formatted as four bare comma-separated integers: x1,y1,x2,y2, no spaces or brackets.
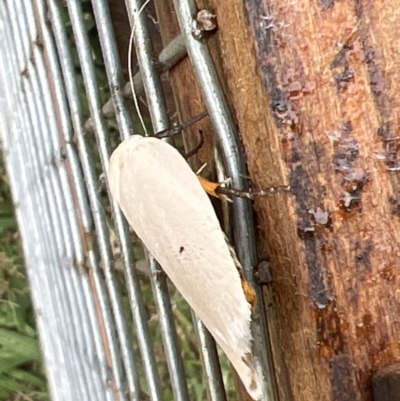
199,1,400,400
153,0,400,400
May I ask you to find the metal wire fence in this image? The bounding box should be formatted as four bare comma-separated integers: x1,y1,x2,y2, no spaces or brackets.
0,0,277,400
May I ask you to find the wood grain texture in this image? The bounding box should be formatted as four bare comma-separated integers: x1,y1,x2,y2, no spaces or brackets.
158,0,400,400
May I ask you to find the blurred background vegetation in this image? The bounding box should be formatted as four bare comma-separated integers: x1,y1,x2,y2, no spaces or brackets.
0,154,49,401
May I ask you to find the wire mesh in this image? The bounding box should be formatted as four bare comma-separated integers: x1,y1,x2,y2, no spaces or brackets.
0,0,278,400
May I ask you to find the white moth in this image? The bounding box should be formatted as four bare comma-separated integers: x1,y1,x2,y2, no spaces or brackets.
108,135,262,400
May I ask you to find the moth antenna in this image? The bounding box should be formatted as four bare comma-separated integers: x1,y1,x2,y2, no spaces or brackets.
128,0,152,136
197,172,291,201
217,184,291,200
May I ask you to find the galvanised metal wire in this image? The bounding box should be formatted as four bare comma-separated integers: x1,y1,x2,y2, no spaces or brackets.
0,0,278,400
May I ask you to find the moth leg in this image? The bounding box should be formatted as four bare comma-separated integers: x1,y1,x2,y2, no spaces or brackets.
155,110,208,139
183,130,204,160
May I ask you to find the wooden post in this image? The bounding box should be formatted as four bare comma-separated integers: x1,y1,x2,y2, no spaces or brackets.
373,364,400,401
153,0,400,400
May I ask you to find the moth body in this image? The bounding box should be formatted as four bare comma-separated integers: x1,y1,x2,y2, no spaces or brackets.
108,135,262,400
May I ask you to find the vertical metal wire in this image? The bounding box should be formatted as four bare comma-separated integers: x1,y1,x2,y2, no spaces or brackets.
4,3,76,401
34,18,107,399
171,1,280,400
0,0,100,399
148,258,190,401
33,4,113,401
0,6,61,400
123,1,190,399
123,0,168,129
47,1,133,399
62,0,146,397
24,65,89,401
191,313,227,401
33,3,118,401
87,0,166,400
88,1,164,399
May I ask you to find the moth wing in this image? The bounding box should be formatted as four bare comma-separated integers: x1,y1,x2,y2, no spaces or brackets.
108,135,262,400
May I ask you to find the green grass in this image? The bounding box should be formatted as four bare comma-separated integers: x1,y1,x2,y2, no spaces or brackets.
0,157,49,401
